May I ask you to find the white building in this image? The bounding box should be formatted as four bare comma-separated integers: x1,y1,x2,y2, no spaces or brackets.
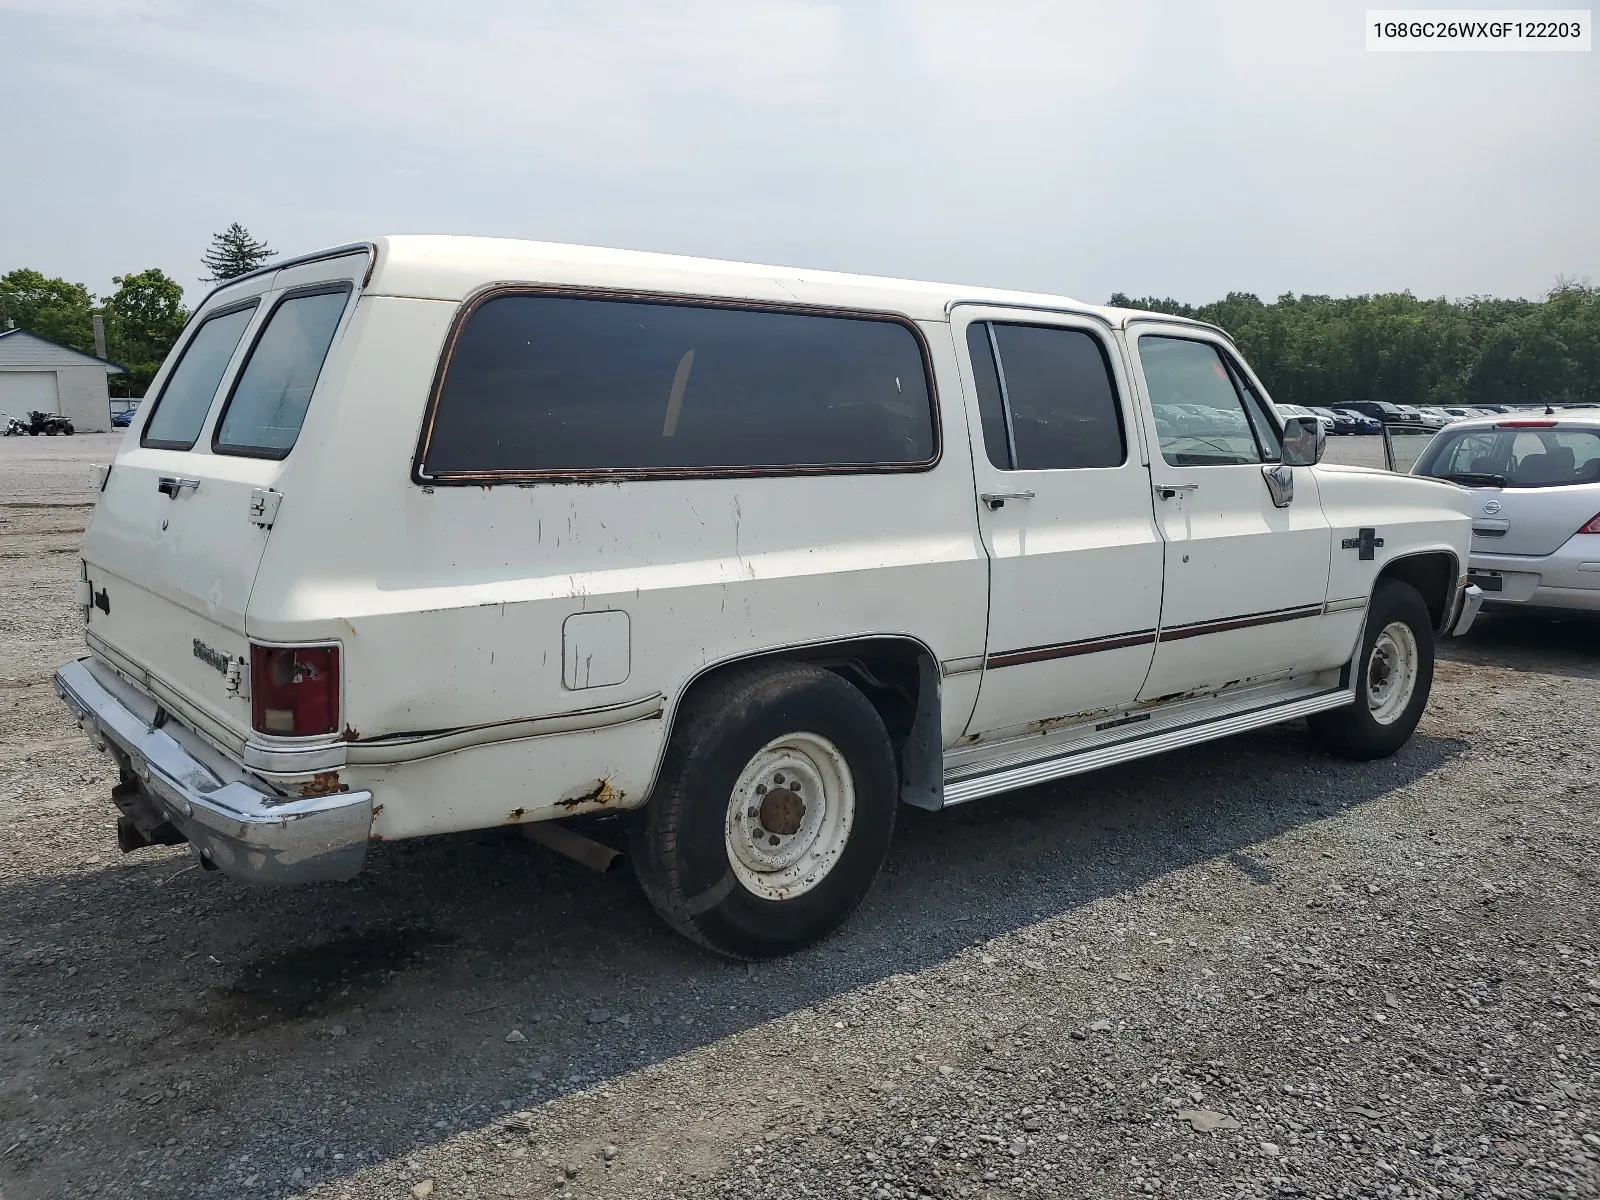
0,328,124,432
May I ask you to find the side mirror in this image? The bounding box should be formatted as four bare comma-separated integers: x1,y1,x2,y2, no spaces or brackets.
1280,415,1325,467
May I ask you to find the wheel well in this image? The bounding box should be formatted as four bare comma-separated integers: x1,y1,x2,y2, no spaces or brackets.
1378,551,1458,632
664,638,943,810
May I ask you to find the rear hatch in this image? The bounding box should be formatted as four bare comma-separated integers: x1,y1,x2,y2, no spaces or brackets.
1415,421,1600,556
80,249,368,743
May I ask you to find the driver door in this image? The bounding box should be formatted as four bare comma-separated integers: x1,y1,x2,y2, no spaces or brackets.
1127,325,1333,701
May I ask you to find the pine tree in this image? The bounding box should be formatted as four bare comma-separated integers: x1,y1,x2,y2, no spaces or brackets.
201,223,277,282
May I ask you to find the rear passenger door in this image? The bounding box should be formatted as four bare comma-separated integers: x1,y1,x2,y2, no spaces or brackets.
953,308,1164,741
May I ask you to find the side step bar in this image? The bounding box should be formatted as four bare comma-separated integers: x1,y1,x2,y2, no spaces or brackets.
942,688,1354,806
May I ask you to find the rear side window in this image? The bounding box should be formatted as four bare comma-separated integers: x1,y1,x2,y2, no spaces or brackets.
141,303,256,449
418,293,936,479
965,322,1124,470
214,287,349,458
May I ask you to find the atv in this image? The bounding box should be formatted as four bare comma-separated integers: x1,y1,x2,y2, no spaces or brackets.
26,410,74,436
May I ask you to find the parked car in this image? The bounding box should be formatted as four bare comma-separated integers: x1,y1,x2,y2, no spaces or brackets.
1412,413,1600,615
1471,404,1515,415
1276,403,1336,435
1394,404,1446,431
1340,400,1408,425
1310,406,1359,435
1419,407,1464,426
110,404,139,429
1332,408,1383,435
25,410,74,435
1440,406,1477,421
54,236,1482,958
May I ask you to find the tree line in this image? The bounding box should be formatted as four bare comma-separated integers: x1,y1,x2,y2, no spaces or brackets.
0,225,276,397
1109,283,1600,409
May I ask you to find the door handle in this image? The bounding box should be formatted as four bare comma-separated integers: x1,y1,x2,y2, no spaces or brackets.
1154,482,1199,500
980,491,1035,511
157,476,200,498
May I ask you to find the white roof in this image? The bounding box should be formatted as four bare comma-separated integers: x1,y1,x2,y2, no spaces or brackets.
357,234,1208,330
0,328,124,372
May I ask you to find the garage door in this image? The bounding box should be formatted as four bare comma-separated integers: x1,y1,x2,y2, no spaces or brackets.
0,371,60,414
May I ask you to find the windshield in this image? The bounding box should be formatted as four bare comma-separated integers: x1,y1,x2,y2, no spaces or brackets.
1416,426,1600,488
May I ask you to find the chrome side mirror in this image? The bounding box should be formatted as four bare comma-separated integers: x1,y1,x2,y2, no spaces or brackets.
1280,415,1325,467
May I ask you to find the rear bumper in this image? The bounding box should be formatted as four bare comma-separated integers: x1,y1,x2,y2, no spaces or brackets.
1470,544,1600,613
53,657,372,884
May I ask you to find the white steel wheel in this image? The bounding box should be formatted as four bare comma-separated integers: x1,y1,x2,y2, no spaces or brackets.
723,731,856,902
1366,620,1420,725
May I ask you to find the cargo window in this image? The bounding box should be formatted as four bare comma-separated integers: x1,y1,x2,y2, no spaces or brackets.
968,322,1125,470
140,303,257,450
418,294,937,479
214,286,350,459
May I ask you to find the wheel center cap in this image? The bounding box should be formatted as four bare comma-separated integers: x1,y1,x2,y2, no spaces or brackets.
759,787,806,836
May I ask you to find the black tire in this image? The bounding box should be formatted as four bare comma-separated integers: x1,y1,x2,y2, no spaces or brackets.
632,662,898,959
28,429,38,435
1309,578,1435,760
62,423,73,435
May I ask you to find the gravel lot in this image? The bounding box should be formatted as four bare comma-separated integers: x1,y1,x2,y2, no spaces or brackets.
2,434,1597,1200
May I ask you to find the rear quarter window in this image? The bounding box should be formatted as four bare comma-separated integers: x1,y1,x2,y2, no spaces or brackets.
417,293,938,480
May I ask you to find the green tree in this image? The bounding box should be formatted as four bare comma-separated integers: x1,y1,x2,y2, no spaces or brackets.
0,268,96,351
201,222,276,281
104,269,190,397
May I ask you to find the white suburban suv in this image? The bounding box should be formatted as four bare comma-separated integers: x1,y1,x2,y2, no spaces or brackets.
55,237,1482,958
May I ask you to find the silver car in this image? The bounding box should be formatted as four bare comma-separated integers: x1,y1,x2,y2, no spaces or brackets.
1412,413,1600,613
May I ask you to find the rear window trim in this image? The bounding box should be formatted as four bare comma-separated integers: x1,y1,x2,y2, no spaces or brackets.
138,297,261,451
411,284,944,486
210,281,354,461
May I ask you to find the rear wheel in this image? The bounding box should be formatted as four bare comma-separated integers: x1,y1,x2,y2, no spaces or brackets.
1309,578,1435,760
632,663,898,958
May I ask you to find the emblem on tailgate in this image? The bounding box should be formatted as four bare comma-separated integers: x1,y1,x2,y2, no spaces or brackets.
192,639,231,675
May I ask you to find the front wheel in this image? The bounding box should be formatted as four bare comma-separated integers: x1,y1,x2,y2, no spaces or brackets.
632,663,898,959
1309,578,1435,760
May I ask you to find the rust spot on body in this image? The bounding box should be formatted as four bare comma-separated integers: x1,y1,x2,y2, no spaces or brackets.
299,771,350,799
557,777,620,809
507,807,526,822
341,724,361,742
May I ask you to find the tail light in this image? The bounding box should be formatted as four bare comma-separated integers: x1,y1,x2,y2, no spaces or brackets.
1496,419,1557,428
1580,512,1600,535
250,644,339,736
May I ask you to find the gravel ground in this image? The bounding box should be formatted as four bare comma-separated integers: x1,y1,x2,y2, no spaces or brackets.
2,433,1597,1200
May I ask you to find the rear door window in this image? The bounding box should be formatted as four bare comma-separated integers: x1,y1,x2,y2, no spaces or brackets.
140,303,257,450
965,321,1125,470
214,286,350,458
418,293,936,479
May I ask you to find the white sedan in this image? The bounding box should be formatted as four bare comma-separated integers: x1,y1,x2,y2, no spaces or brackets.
1412,413,1600,613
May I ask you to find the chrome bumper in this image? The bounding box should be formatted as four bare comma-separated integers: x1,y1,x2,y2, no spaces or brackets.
1449,582,1484,637
53,657,372,884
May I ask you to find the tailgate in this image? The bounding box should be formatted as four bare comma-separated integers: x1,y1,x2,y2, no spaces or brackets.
80,251,366,736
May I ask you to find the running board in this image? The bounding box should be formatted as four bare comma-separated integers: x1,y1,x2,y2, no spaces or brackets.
941,688,1354,806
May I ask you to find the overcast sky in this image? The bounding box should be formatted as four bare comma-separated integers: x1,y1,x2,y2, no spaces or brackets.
1,0,1595,307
